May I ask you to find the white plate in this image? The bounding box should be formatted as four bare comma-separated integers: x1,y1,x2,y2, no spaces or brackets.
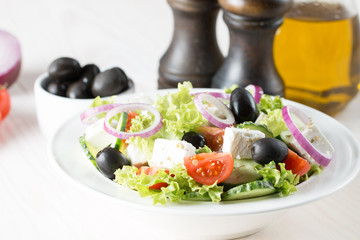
47,89,360,238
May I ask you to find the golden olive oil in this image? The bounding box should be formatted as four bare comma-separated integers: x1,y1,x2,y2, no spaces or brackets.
274,3,360,115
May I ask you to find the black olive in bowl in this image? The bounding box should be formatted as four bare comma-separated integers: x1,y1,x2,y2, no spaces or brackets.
80,64,100,88
48,57,82,82
91,67,129,97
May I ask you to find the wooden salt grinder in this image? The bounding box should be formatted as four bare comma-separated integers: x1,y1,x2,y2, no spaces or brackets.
158,0,224,89
211,0,293,96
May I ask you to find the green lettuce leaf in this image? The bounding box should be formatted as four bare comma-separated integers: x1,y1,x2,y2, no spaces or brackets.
89,96,118,119
195,145,212,154
257,109,288,137
300,163,324,182
127,82,207,159
90,96,117,107
256,161,300,197
257,94,283,113
224,84,239,93
114,164,223,205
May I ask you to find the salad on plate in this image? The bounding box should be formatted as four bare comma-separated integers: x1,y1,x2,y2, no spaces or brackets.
78,82,334,205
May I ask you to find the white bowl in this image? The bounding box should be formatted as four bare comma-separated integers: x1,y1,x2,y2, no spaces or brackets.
48,89,360,239
34,72,135,139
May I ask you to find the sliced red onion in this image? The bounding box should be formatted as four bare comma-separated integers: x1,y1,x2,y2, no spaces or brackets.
193,93,235,129
192,92,231,101
0,30,21,87
80,103,120,125
245,84,264,104
104,103,163,139
282,105,332,166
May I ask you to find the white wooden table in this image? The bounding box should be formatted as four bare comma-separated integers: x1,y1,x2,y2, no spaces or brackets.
1,0,360,239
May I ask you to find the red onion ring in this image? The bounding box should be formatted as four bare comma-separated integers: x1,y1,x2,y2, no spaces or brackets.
193,93,235,129
245,84,264,104
80,103,120,125
192,92,231,101
282,105,332,166
104,103,163,139
0,30,21,87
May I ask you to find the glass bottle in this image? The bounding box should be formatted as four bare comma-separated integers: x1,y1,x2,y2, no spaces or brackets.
273,0,360,115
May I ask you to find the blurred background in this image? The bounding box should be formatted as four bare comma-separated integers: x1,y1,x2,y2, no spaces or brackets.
0,0,229,93
1,1,360,239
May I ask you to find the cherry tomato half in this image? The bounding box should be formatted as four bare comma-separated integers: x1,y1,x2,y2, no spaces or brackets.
148,182,169,190
0,85,11,120
184,152,234,185
126,111,138,132
283,149,311,176
120,111,139,152
196,126,224,152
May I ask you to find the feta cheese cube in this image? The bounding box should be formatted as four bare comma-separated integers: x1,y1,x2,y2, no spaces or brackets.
149,139,196,169
85,119,116,154
125,144,149,167
222,128,265,159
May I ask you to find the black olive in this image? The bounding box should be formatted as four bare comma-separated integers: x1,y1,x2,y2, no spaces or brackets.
91,67,129,97
80,64,100,87
230,87,259,124
66,80,93,99
96,147,131,179
41,75,54,90
182,132,207,149
251,138,289,165
48,57,81,81
46,78,69,97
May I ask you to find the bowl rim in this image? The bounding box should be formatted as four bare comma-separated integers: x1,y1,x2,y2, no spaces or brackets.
34,72,135,101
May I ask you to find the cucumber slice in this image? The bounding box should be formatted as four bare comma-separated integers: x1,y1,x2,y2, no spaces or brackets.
237,121,274,138
279,130,292,144
278,130,299,153
222,180,277,201
222,158,261,185
79,134,98,168
114,112,128,150
182,192,212,201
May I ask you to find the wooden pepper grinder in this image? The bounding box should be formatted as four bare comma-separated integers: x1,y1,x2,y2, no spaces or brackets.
211,0,293,96
158,0,224,89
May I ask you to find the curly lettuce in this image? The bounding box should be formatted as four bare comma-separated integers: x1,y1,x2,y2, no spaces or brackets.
114,164,223,205
256,161,300,197
300,164,324,182
89,96,118,119
224,84,239,93
257,109,288,137
126,82,207,159
257,94,283,113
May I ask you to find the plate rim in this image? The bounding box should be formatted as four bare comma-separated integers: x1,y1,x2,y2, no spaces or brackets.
47,88,360,216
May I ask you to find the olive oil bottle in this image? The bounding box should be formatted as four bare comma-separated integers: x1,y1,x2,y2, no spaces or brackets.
274,1,360,115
